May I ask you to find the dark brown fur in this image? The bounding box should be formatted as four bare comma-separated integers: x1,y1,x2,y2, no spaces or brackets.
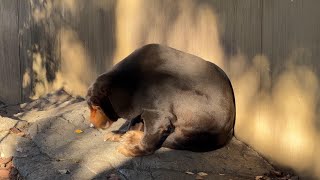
87,44,236,156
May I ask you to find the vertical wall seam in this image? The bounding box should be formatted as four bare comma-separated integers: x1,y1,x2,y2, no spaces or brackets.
261,0,264,55
259,0,264,124
18,0,22,103
30,0,34,100
59,2,62,75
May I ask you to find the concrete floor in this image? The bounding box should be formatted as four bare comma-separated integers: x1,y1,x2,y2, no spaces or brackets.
0,90,296,180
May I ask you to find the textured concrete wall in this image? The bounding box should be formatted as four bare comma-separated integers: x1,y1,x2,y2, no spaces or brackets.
0,0,319,178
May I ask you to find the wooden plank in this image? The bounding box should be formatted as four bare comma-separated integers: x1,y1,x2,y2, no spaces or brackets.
261,0,320,176
29,0,61,98
60,0,116,79
90,0,116,73
263,0,320,78
0,0,21,104
205,0,262,60
19,0,32,101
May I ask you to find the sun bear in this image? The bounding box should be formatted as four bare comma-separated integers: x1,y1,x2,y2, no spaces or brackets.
86,44,235,157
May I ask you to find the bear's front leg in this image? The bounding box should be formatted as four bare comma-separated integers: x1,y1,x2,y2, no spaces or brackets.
117,109,175,157
104,116,144,142
104,132,123,142
117,130,146,156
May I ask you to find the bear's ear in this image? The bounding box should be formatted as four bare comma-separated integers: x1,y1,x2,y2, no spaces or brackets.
86,86,93,97
93,80,110,98
100,86,109,96
88,96,100,106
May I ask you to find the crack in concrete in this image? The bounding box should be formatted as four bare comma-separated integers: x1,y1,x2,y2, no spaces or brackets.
60,113,86,127
60,114,73,124
82,164,98,175
0,131,10,143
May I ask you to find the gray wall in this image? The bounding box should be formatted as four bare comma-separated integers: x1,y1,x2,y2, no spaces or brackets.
0,0,319,178
0,0,20,104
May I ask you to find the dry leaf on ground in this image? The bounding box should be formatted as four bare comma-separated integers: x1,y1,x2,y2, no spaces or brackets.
0,157,12,165
58,169,70,174
9,127,25,137
74,129,83,134
197,172,208,176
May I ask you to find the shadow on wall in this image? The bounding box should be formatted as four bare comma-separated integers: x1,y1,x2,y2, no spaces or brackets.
113,0,225,68
22,0,116,99
230,52,320,178
112,0,320,178
19,0,320,178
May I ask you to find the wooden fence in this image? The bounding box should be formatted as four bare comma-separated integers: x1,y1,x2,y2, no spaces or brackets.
0,0,320,178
